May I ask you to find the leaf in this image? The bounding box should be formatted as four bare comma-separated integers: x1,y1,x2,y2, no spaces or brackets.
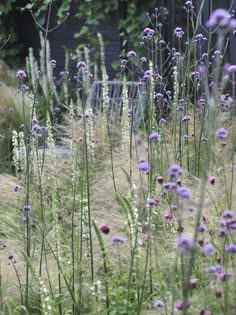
53,294,65,305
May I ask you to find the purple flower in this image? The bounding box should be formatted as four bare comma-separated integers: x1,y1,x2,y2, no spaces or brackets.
13,185,23,192
59,71,69,77
221,210,234,218
206,9,231,28
100,224,111,235
164,213,173,219
185,1,194,10
203,244,215,254
168,164,183,178
208,176,216,185
215,127,228,139
181,115,191,122
228,65,236,72
198,224,207,232
23,204,32,211
155,300,165,308
163,182,177,190
156,175,164,184
16,70,27,78
174,27,185,38
32,117,38,124
21,216,27,222
127,51,136,58
21,84,29,93
137,160,151,173
226,219,236,229
176,235,195,253
146,198,159,206
207,266,217,273
159,118,167,125
77,61,86,68
149,132,161,141
112,235,126,245
140,57,147,63
50,59,56,67
183,134,189,142
143,70,152,80
226,244,236,253
218,228,228,237
177,186,192,199
0,240,5,247
144,28,155,36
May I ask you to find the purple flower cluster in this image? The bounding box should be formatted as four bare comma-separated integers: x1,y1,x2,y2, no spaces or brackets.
206,9,236,29
176,235,195,253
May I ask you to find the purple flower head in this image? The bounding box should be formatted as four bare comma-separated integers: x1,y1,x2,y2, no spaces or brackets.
32,124,42,132
59,71,69,77
23,204,32,211
176,178,182,186
112,235,126,245
143,70,152,80
16,70,27,78
13,185,23,192
54,106,61,113
203,244,215,254
181,115,191,122
198,224,207,232
185,1,194,10
226,219,236,230
163,182,177,190
189,277,197,289
50,60,56,67
207,266,217,273
218,228,228,237
164,213,173,219
21,216,27,223
127,51,136,58
215,128,228,139
146,198,159,206
137,160,151,173
208,176,216,185
206,9,231,28
100,224,111,234
21,85,29,93
32,117,38,124
140,56,147,63
221,210,234,218
177,235,195,253
228,65,236,72
144,28,155,37
174,27,185,38
226,244,236,253
178,105,184,111
159,118,167,125
183,134,189,142
175,300,183,310
0,240,5,247
156,175,164,184
149,132,161,141
76,61,86,68
155,300,165,308
168,164,183,178
177,186,192,199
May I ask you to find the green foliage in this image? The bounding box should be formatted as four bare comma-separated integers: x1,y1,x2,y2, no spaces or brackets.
0,1,22,67
75,0,157,66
